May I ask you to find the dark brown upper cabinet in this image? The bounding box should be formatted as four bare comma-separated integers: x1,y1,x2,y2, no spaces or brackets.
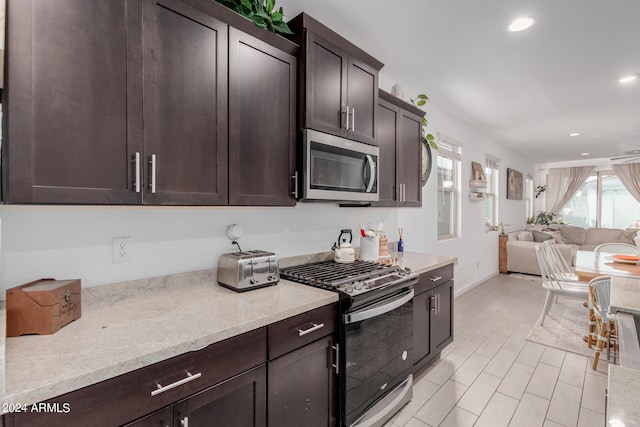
227,28,297,206
142,0,229,205
2,0,298,206
288,13,383,146
374,90,424,207
2,0,144,204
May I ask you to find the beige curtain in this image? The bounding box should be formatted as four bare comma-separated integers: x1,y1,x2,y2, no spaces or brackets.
546,166,595,214
612,163,640,203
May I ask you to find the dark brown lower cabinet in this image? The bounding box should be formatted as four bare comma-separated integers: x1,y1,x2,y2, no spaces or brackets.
267,303,338,427
125,365,267,427
413,264,454,372
268,335,336,427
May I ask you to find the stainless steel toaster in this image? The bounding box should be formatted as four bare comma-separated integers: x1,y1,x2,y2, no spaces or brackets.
217,250,279,292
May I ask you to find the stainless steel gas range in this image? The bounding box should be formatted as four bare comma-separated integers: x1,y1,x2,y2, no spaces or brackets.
281,260,418,427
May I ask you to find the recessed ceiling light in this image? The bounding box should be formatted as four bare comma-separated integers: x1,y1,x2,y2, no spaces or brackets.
581,152,590,156
569,132,581,137
509,17,534,32
618,75,638,83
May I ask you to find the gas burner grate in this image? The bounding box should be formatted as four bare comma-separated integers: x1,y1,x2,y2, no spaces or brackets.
281,260,399,288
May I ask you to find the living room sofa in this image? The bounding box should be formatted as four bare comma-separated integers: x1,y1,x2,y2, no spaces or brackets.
505,225,639,276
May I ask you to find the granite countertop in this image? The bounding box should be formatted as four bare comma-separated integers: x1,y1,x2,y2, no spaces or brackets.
608,364,640,426
610,275,640,315
0,251,456,407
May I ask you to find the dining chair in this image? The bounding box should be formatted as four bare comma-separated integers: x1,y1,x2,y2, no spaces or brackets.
593,242,640,255
589,275,618,370
541,240,581,281
535,243,590,326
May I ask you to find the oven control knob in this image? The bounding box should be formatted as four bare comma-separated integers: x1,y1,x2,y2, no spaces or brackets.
344,285,354,293
354,282,363,291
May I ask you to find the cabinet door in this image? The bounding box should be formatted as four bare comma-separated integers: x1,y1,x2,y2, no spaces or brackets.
432,281,454,353
228,28,296,206
346,58,378,145
396,111,422,206
413,291,433,368
173,365,267,427
374,99,399,205
142,0,228,205
268,335,336,427
3,0,143,204
123,407,173,427
304,31,348,138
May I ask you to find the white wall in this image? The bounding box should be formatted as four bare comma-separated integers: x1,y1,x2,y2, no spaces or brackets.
0,3,536,295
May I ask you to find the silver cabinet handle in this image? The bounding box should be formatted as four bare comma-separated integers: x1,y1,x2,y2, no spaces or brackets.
436,294,440,314
365,155,376,193
345,105,350,129
429,276,443,282
181,417,189,427
430,295,436,312
151,372,201,396
298,322,324,336
332,343,339,374
149,154,157,194
132,152,141,193
292,171,299,198
402,184,406,202
351,108,355,130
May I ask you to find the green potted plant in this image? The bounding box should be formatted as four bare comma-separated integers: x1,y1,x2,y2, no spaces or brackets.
410,94,437,150
216,0,293,35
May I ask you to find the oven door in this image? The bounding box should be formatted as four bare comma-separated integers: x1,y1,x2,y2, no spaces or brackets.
343,288,414,426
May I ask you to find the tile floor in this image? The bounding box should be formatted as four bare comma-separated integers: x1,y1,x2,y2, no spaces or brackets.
387,273,610,427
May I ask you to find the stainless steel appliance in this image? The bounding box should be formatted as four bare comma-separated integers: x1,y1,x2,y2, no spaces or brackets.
301,129,379,202
217,250,279,292
281,260,417,427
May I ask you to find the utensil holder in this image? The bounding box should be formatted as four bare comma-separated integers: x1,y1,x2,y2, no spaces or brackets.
360,235,379,261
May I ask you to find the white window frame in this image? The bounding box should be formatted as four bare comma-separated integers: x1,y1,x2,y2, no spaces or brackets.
437,133,462,240
525,174,534,221
484,154,500,227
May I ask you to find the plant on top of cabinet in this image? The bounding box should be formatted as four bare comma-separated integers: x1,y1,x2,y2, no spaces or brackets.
216,0,293,35
409,94,437,150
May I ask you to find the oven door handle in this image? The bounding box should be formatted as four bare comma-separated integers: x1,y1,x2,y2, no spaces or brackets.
345,288,415,324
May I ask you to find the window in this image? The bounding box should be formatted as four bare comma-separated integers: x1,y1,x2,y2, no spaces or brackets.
525,174,534,220
484,155,500,227
561,171,640,228
437,134,462,240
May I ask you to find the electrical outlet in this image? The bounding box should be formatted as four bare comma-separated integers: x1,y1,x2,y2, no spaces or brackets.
112,237,133,264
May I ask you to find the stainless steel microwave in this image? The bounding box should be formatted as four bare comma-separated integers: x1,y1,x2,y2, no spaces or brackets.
301,129,379,202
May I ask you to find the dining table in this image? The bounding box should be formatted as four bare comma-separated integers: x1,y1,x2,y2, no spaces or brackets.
574,250,640,282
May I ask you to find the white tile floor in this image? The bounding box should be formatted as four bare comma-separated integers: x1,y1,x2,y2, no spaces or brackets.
387,273,609,427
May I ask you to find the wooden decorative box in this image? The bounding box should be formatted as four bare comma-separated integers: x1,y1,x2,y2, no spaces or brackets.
6,278,82,337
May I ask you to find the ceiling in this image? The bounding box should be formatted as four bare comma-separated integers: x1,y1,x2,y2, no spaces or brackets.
279,0,640,163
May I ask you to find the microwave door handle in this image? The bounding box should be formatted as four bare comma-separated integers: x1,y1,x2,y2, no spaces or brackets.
364,155,376,192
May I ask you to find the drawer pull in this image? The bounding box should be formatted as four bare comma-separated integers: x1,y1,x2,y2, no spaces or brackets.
429,276,443,282
151,372,202,396
298,322,325,336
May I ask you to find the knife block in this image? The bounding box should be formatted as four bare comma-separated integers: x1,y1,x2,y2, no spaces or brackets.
6,278,82,337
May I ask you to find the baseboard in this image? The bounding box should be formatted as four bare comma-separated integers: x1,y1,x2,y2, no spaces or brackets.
454,271,499,297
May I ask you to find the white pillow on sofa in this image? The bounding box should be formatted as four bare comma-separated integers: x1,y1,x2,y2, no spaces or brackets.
517,231,534,241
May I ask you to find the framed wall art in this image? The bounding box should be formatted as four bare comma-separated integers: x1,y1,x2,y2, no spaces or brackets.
506,168,523,200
